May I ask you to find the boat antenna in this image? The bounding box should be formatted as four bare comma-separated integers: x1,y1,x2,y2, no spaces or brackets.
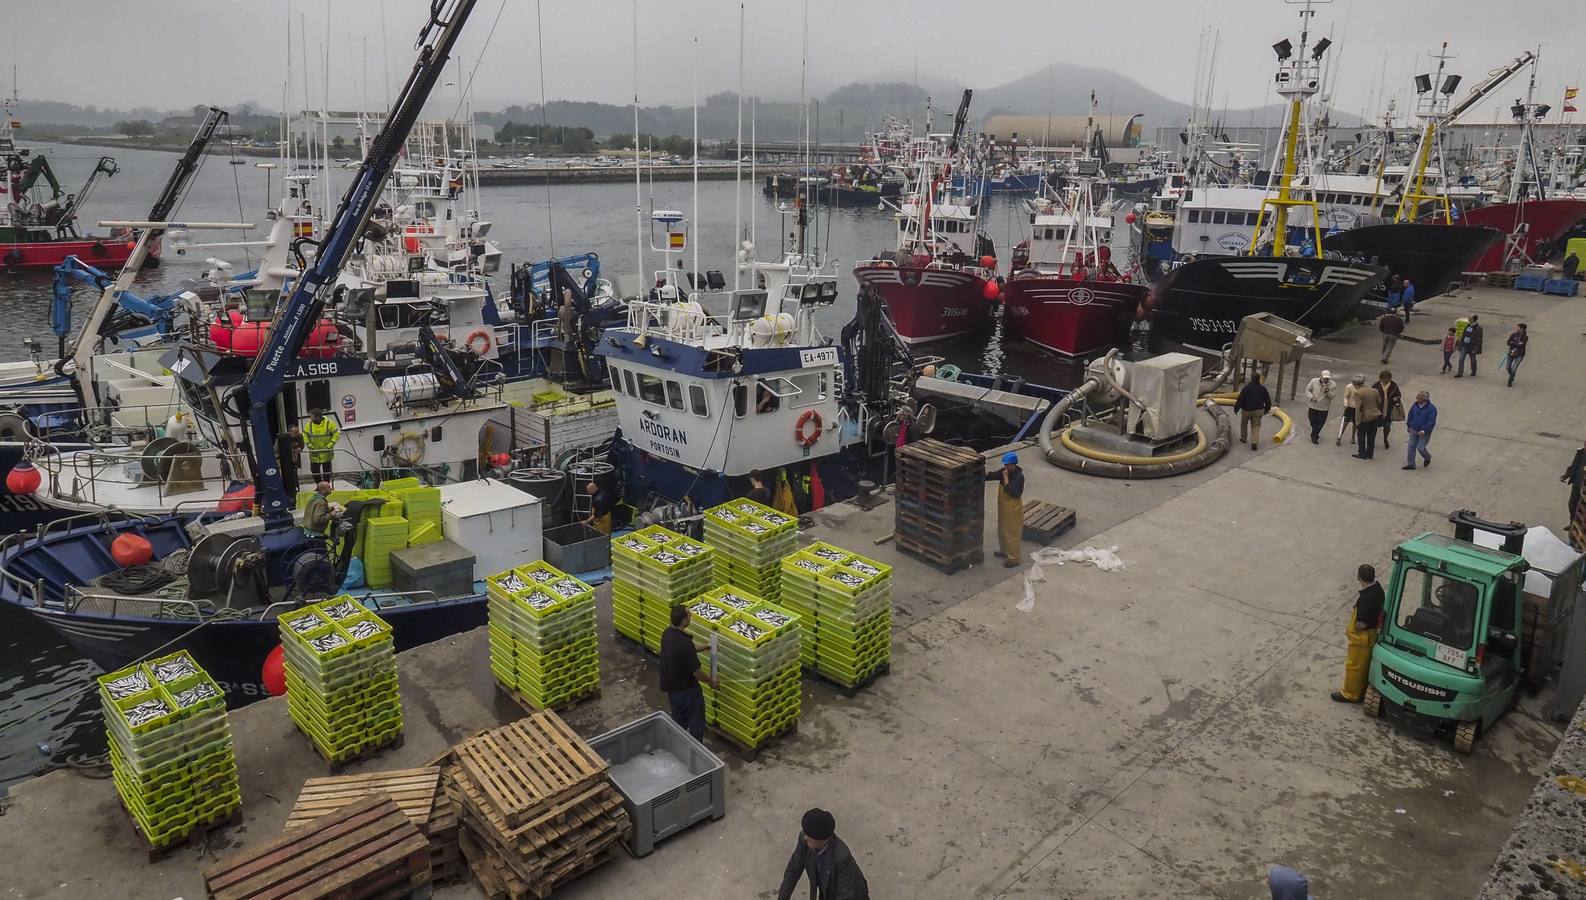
380,0,392,107
536,0,555,257
750,93,758,263
734,1,744,291
633,0,643,294
692,36,700,292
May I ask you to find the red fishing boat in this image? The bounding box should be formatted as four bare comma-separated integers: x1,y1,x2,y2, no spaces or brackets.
1460,197,1586,272
853,90,997,345
1003,159,1145,356
0,100,146,271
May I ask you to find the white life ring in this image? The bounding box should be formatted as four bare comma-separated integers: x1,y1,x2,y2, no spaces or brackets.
466,329,493,355
391,431,426,466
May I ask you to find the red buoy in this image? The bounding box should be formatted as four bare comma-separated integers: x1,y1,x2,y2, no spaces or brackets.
262,645,287,696
982,279,1001,300
218,484,255,513
491,453,512,468
5,460,41,495
110,533,154,567
978,254,996,269
1124,212,1137,225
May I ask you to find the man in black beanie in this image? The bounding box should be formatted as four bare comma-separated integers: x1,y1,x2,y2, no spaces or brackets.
777,807,870,900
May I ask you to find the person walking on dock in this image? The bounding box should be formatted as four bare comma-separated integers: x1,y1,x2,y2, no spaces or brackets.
1234,372,1272,451
1502,323,1528,387
777,808,870,900
1561,439,1586,526
1332,564,1385,703
1376,370,1403,450
1401,279,1417,320
304,409,340,479
659,604,716,741
1337,374,1365,446
1304,370,1335,444
1352,375,1383,460
988,452,1025,568
1402,391,1436,470
1455,314,1483,377
1441,327,1457,374
1378,310,1404,363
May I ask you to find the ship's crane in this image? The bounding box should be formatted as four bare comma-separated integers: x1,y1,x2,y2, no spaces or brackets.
244,0,478,531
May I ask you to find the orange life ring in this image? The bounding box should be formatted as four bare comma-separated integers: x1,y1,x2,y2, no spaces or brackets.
466,329,493,355
795,410,823,448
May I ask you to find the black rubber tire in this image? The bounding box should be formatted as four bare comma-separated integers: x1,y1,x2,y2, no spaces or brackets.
1454,719,1480,754
1363,686,1383,718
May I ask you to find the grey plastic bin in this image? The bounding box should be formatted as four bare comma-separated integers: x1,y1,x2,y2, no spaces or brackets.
589,711,727,856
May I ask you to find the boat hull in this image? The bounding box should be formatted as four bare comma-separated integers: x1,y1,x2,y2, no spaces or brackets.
852,263,992,345
1003,275,1145,357
0,236,154,271
1150,256,1388,350
1460,198,1586,272
1321,223,1502,300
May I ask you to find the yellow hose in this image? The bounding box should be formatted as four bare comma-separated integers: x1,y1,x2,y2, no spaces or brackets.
1059,422,1209,465
1207,396,1294,444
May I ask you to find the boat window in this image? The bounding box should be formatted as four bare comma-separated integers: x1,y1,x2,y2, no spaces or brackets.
1212,211,1226,225
665,380,684,411
608,365,621,393
622,369,637,398
303,380,332,416
373,435,385,452
790,371,826,408
689,384,708,417
733,382,748,418
1188,210,1201,223
1246,212,1260,226
637,373,666,405
430,425,442,442
1396,567,1480,654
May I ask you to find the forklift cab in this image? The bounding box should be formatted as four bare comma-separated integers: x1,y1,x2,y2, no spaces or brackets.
1366,513,1530,753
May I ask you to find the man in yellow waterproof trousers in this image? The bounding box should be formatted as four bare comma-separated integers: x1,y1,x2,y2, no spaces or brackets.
987,452,1025,569
1333,563,1385,703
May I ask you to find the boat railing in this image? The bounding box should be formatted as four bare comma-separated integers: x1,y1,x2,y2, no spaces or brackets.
624,300,731,344
59,583,208,620
24,401,192,444
29,439,239,508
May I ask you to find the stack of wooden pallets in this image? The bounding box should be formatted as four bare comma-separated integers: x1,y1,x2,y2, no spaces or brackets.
284,767,463,886
204,796,431,899
446,712,629,899
894,439,986,573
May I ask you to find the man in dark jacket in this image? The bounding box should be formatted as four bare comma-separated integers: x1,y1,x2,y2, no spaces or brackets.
778,808,869,900
1378,310,1404,363
1503,323,1528,387
1561,439,1586,527
1401,391,1436,470
1456,314,1483,377
1233,372,1273,451
1333,564,1385,703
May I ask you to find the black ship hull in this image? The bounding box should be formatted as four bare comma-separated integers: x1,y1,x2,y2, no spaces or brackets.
1321,223,1502,301
1151,256,1388,351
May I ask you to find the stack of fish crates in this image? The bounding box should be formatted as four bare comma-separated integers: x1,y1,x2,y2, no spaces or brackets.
686,587,802,750
780,541,893,690
485,560,600,710
362,515,410,588
611,525,716,653
396,485,444,546
99,651,240,853
702,499,799,603
278,598,403,765
894,439,985,573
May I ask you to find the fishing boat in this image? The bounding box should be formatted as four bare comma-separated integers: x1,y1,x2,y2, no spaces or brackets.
853,90,999,345
0,98,145,271
1004,156,1147,357
1148,7,1387,350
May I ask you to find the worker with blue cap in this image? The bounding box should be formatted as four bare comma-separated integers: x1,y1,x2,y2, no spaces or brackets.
987,451,1025,568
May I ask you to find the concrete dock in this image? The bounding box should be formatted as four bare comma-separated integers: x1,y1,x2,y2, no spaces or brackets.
2,283,1581,899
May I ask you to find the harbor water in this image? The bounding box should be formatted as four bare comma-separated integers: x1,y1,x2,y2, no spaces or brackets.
0,143,1093,789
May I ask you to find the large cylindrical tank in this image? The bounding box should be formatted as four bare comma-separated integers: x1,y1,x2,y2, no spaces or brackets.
380,373,441,404
508,467,572,527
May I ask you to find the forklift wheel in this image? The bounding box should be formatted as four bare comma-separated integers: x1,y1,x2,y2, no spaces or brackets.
1363,686,1383,719
1454,719,1480,755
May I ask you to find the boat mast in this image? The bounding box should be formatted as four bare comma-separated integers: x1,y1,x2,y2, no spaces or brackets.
633,0,643,294
1397,42,1457,224
1249,0,1329,258
733,2,744,290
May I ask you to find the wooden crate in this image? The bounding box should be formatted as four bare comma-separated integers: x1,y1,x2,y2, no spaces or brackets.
284,767,462,885
204,796,431,900
446,713,630,899
1021,500,1076,543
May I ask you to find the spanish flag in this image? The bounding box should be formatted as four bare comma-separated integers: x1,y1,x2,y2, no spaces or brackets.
668,231,686,250
1566,87,1579,100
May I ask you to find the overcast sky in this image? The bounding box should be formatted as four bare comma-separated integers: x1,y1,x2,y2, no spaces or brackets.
7,0,1584,124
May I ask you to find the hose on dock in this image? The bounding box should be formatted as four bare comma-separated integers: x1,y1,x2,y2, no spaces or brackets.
1202,394,1295,444
1043,401,1232,479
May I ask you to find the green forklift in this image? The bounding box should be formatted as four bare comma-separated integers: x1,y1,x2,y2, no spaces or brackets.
1363,510,1582,753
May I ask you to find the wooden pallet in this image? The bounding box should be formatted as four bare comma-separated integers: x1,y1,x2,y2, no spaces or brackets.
284,767,463,886
706,719,797,762
119,800,242,864
1021,501,1077,544
453,714,609,829
896,439,987,471
496,681,602,717
895,534,981,574
810,662,891,699
204,796,431,900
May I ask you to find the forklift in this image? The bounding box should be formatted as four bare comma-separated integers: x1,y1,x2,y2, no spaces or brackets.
1363,510,1583,753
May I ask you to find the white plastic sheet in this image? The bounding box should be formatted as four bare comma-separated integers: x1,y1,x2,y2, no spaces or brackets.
1019,545,1125,612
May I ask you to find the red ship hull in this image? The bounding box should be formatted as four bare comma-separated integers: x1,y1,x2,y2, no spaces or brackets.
852,263,992,345
1460,198,1586,272
0,236,154,271
1003,275,1146,357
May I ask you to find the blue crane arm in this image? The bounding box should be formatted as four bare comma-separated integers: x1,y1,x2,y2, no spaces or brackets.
51,256,113,337
244,0,479,528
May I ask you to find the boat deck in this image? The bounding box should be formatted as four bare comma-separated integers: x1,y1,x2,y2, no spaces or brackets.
0,283,1579,898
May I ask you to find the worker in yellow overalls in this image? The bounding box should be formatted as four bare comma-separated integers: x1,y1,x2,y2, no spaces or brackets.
1333,564,1385,703
303,409,340,480
772,468,799,517
582,481,615,535
987,452,1024,569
